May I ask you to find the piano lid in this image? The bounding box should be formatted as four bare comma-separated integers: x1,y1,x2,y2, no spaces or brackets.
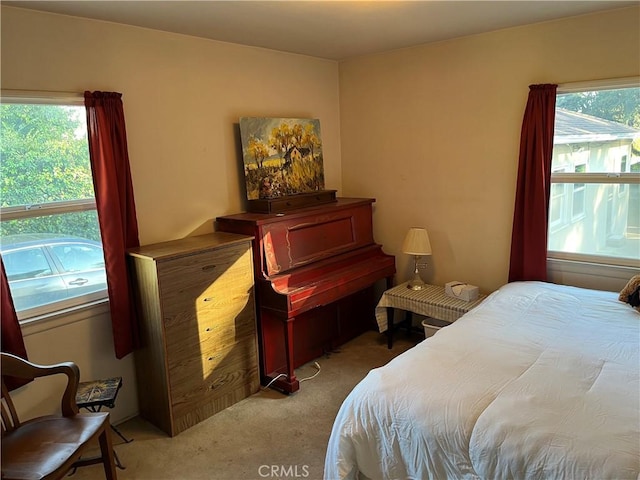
259,243,396,317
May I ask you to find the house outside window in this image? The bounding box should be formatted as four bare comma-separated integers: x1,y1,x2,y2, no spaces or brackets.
548,81,640,268
549,168,566,228
0,93,107,321
571,163,586,220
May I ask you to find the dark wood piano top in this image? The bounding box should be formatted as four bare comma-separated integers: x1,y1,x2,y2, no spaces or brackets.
216,197,375,225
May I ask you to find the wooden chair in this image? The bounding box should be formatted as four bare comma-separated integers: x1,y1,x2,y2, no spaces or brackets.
1,352,117,480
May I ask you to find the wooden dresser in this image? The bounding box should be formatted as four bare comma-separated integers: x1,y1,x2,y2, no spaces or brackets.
127,232,259,436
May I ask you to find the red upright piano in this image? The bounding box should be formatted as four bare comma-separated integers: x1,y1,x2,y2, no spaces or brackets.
216,197,395,393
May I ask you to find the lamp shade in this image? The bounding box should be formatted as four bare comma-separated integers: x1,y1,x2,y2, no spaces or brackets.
402,227,432,256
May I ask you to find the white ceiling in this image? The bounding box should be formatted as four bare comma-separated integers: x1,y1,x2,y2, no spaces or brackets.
4,1,636,60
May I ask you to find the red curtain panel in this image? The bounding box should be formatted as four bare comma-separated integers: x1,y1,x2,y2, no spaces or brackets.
85,91,141,359
508,84,558,282
1,256,30,390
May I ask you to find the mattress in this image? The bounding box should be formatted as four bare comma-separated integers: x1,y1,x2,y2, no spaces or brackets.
324,281,640,480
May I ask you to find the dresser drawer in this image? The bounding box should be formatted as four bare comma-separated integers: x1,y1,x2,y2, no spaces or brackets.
157,243,252,302
160,272,253,322
168,337,259,413
162,284,253,331
164,298,256,362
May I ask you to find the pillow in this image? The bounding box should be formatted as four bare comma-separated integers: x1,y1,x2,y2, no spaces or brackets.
619,274,640,312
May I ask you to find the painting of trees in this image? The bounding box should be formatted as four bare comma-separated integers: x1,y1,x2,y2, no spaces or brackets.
247,136,269,169
239,117,325,199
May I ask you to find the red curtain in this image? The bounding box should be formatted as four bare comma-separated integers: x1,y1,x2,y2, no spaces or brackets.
508,84,558,282
1,256,30,390
85,91,140,359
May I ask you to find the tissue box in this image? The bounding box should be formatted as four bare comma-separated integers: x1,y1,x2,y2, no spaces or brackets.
445,281,479,302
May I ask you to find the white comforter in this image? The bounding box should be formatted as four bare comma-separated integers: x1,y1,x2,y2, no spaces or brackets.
324,281,640,480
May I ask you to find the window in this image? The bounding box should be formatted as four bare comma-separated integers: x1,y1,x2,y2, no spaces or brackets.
0,94,107,320
549,168,566,227
571,163,586,219
620,155,628,195
548,79,640,267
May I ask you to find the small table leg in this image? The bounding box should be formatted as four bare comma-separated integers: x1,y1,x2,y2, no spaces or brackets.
405,311,413,336
386,307,394,349
110,423,133,445
83,405,131,470
85,404,133,444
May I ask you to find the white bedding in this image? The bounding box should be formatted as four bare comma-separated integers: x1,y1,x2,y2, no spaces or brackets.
324,281,640,480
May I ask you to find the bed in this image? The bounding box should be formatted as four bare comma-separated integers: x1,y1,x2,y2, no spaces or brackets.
324,281,640,480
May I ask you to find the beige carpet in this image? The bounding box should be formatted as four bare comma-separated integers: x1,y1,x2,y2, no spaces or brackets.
71,330,420,480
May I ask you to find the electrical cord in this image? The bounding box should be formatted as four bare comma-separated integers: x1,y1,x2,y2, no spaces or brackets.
299,362,321,383
262,373,287,390
261,361,322,390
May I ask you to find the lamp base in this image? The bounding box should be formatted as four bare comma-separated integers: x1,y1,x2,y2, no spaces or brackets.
407,271,426,290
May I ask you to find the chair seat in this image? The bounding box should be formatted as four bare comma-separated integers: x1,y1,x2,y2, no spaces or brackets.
1,412,110,480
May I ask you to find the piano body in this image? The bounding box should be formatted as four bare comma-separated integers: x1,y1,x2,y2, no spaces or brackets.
216,198,395,393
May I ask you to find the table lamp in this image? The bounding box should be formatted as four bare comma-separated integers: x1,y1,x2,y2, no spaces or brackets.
402,227,432,290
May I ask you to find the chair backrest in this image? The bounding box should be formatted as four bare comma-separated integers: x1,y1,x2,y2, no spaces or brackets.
1,377,21,435
1,352,79,436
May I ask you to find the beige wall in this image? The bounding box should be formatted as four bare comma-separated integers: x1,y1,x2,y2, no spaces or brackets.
1,6,341,423
339,6,640,293
1,6,342,246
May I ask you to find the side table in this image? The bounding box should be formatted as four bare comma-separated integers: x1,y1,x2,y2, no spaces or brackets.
376,281,487,348
74,377,132,470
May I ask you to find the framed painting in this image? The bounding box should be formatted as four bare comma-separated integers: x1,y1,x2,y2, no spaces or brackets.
239,117,325,200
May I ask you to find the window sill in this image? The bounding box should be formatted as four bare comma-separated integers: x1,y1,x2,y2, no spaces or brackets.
20,299,110,337
547,257,636,292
